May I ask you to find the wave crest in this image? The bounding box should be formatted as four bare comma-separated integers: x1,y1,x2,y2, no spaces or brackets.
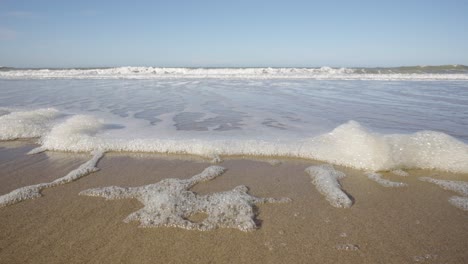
1,66,467,80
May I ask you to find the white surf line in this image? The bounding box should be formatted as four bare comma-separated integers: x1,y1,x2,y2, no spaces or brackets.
305,164,352,208
419,177,468,211
80,166,290,231
365,172,408,187
0,150,104,208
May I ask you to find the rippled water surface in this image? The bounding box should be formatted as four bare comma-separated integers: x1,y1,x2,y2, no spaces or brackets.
0,79,467,141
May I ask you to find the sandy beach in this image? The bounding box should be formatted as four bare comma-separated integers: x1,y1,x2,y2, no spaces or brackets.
0,142,466,264
2,0,468,263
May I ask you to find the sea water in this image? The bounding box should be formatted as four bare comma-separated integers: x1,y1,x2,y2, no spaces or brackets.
1,67,467,172
1,66,468,219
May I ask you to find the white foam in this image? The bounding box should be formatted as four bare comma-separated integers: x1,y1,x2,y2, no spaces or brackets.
0,183,46,207
335,244,360,251
419,177,468,196
448,196,468,211
79,166,290,231
365,172,408,187
391,170,409,177
0,108,61,140
305,164,352,208
419,177,468,211
412,254,438,262
38,115,105,152
2,110,468,174
210,154,223,163
0,151,103,207
1,67,467,80
305,121,468,173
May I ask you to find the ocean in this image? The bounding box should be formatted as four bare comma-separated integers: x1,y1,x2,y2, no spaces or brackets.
1,66,467,173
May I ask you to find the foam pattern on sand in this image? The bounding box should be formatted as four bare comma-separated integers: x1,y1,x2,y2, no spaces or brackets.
419,177,468,211
419,177,468,196
80,166,290,231
0,151,103,207
305,164,352,208
0,108,61,140
365,172,408,187
448,196,468,211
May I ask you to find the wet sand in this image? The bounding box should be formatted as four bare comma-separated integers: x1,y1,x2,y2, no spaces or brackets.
0,142,467,264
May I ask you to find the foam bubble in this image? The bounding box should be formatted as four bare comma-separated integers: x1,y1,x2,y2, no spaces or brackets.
0,151,103,207
412,254,438,262
448,196,468,211
80,166,290,231
365,172,408,187
306,121,468,173
419,177,468,211
38,115,105,152
0,108,61,140
335,244,360,251
210,154,223,163
419,177,468,196
305,164,352,208
2,109,468,174
391,170,409,177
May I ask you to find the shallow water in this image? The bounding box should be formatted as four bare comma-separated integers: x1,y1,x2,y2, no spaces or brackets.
0,77,467,172
1,79,467,140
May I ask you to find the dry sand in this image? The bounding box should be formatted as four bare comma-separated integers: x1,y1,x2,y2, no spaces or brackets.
0,142,467,264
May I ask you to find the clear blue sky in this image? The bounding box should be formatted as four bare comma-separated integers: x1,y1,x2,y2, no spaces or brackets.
0,0,467,68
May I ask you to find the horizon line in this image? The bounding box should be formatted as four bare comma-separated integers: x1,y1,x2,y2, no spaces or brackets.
1,64,467,70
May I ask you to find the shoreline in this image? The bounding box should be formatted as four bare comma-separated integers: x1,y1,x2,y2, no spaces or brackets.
0,141,467,263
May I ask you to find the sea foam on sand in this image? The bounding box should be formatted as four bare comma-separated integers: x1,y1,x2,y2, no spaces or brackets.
305,164,352,208
80,166,290,231
365,172,408,187
419,177,468,211
0,151,103,207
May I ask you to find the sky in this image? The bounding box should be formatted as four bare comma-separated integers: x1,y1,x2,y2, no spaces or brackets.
0,0,467,68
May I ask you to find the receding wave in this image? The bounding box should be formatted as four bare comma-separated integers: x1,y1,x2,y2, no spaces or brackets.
1,108,468,173
1,65,468,80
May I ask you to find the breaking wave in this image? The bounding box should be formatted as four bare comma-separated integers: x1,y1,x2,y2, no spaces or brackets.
1,65,468,80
